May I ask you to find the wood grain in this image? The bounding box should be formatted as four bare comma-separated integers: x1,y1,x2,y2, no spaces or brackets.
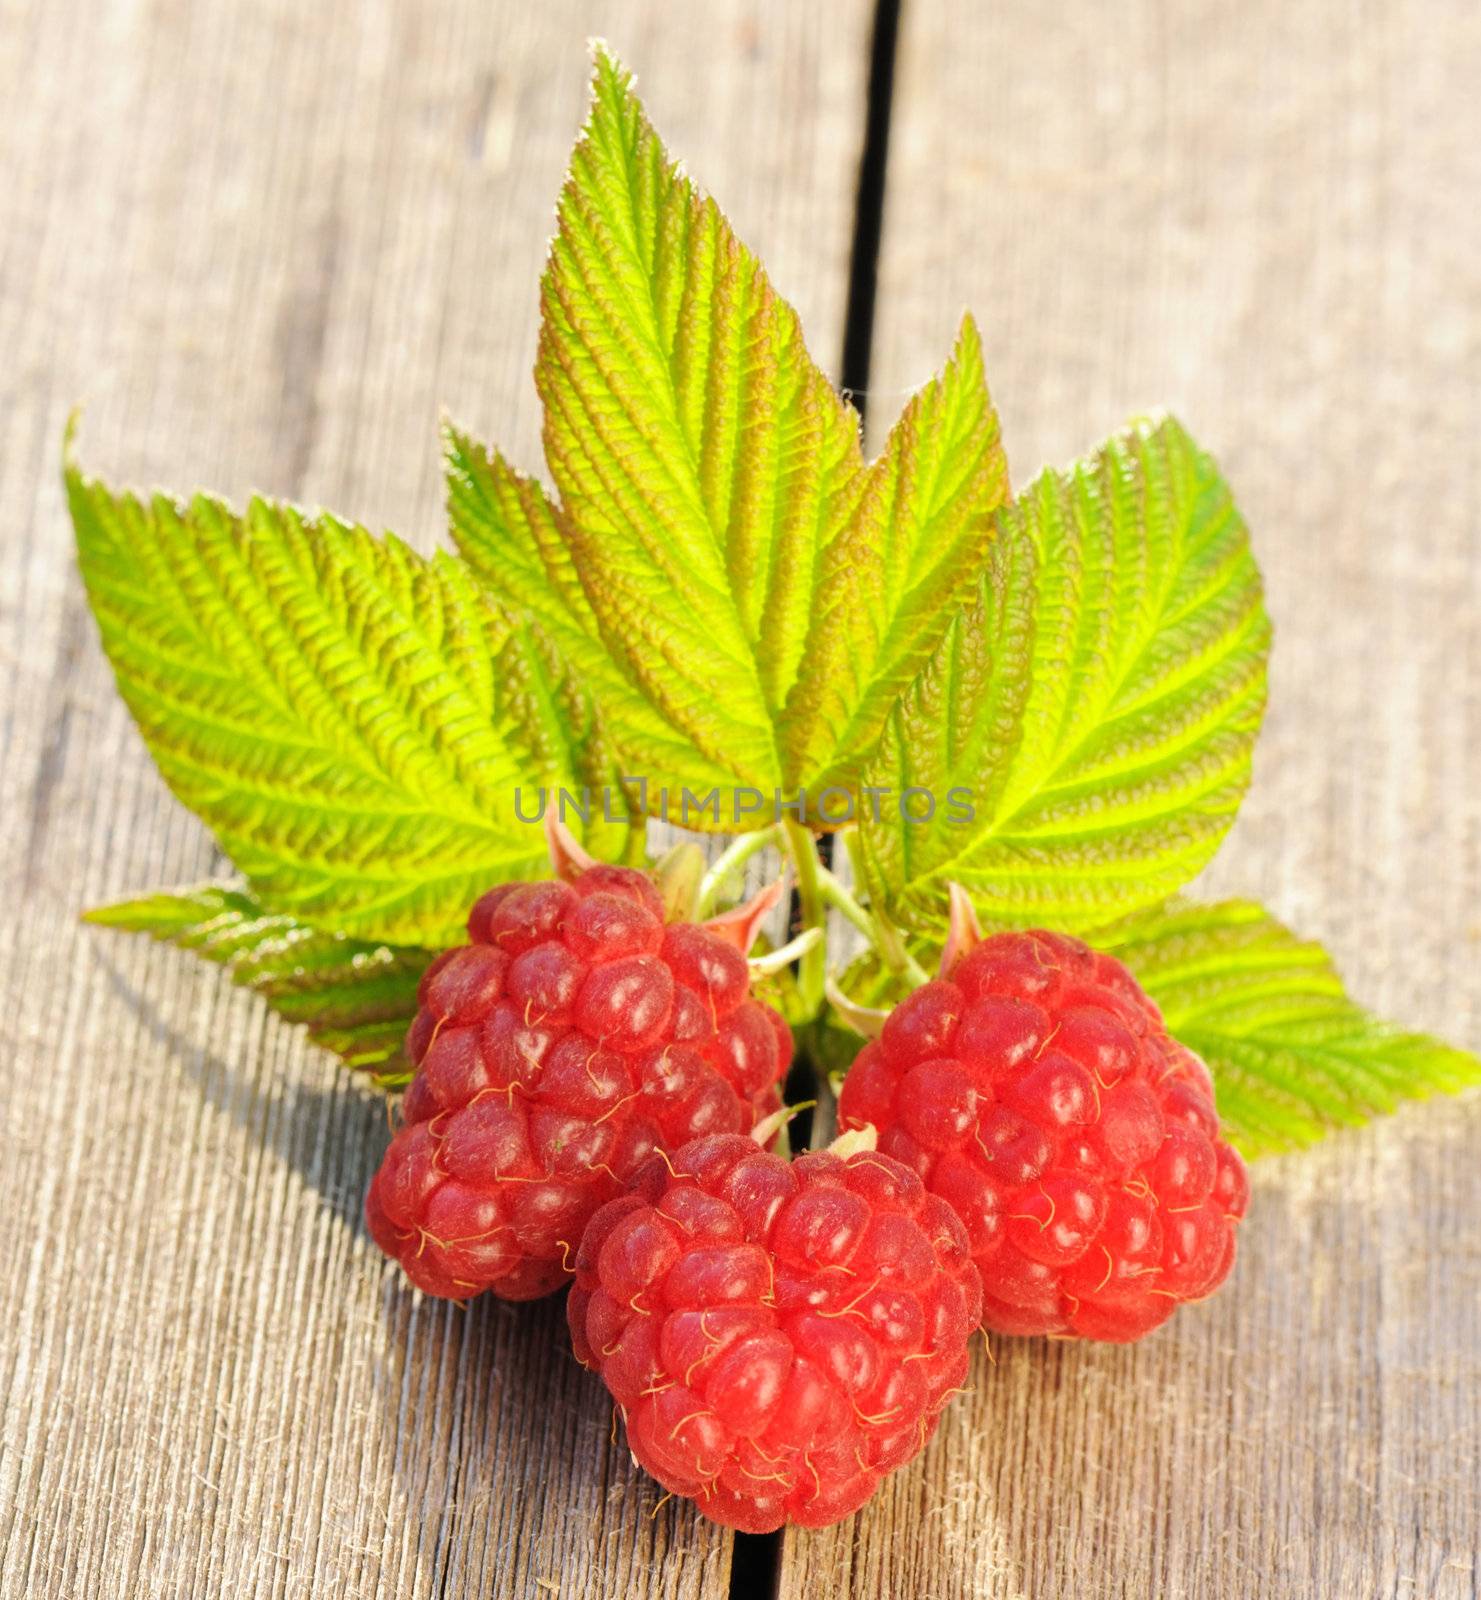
0,4,870,1595
779,2,1481,1596
6,1,1479,1595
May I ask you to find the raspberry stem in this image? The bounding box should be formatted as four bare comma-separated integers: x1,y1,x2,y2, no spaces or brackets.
836,833,930,986
814,867,876,941
871,909,931,987
748,926,824,974
782,819,828,1018
816,863,930,988
697,825,783,917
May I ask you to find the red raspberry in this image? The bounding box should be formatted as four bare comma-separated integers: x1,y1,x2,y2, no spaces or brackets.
365,862,792,1302
567,1130,983,1532
838,928,1248,1343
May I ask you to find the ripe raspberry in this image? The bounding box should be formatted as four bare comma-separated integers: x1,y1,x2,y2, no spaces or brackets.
567,1129,983,1532
365,856,792,1302
838,927,1248,1343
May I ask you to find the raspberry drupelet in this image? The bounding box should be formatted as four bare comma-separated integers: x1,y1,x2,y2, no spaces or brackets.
365,829,793,1302
838,906,1248,1343
568,1128,983,1532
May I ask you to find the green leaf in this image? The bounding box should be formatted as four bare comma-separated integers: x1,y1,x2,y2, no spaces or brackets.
537,47,866,801
528,51,1011,816
778,316,1009,794
859,414,1270,931
85,885,433,1082
445,423,707,785
69,448,636,945
1102,899,1481,1158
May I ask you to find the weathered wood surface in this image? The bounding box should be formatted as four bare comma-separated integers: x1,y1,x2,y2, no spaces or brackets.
780,3,1481,1597
0,4,869,1596
5,1,1480,1597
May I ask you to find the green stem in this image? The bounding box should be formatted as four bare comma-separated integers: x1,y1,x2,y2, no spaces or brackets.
782,819,828,1018
874,911,932,988
697,824,782,917
816,865,931,988
815,866,876,941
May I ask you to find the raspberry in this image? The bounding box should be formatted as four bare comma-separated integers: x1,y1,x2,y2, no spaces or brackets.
838,927,1248,1343
567,1129,983,1531
365,850,792,1302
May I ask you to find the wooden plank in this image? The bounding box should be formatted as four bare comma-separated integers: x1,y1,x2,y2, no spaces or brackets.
0,4,871,1596
778,2,1481,1595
